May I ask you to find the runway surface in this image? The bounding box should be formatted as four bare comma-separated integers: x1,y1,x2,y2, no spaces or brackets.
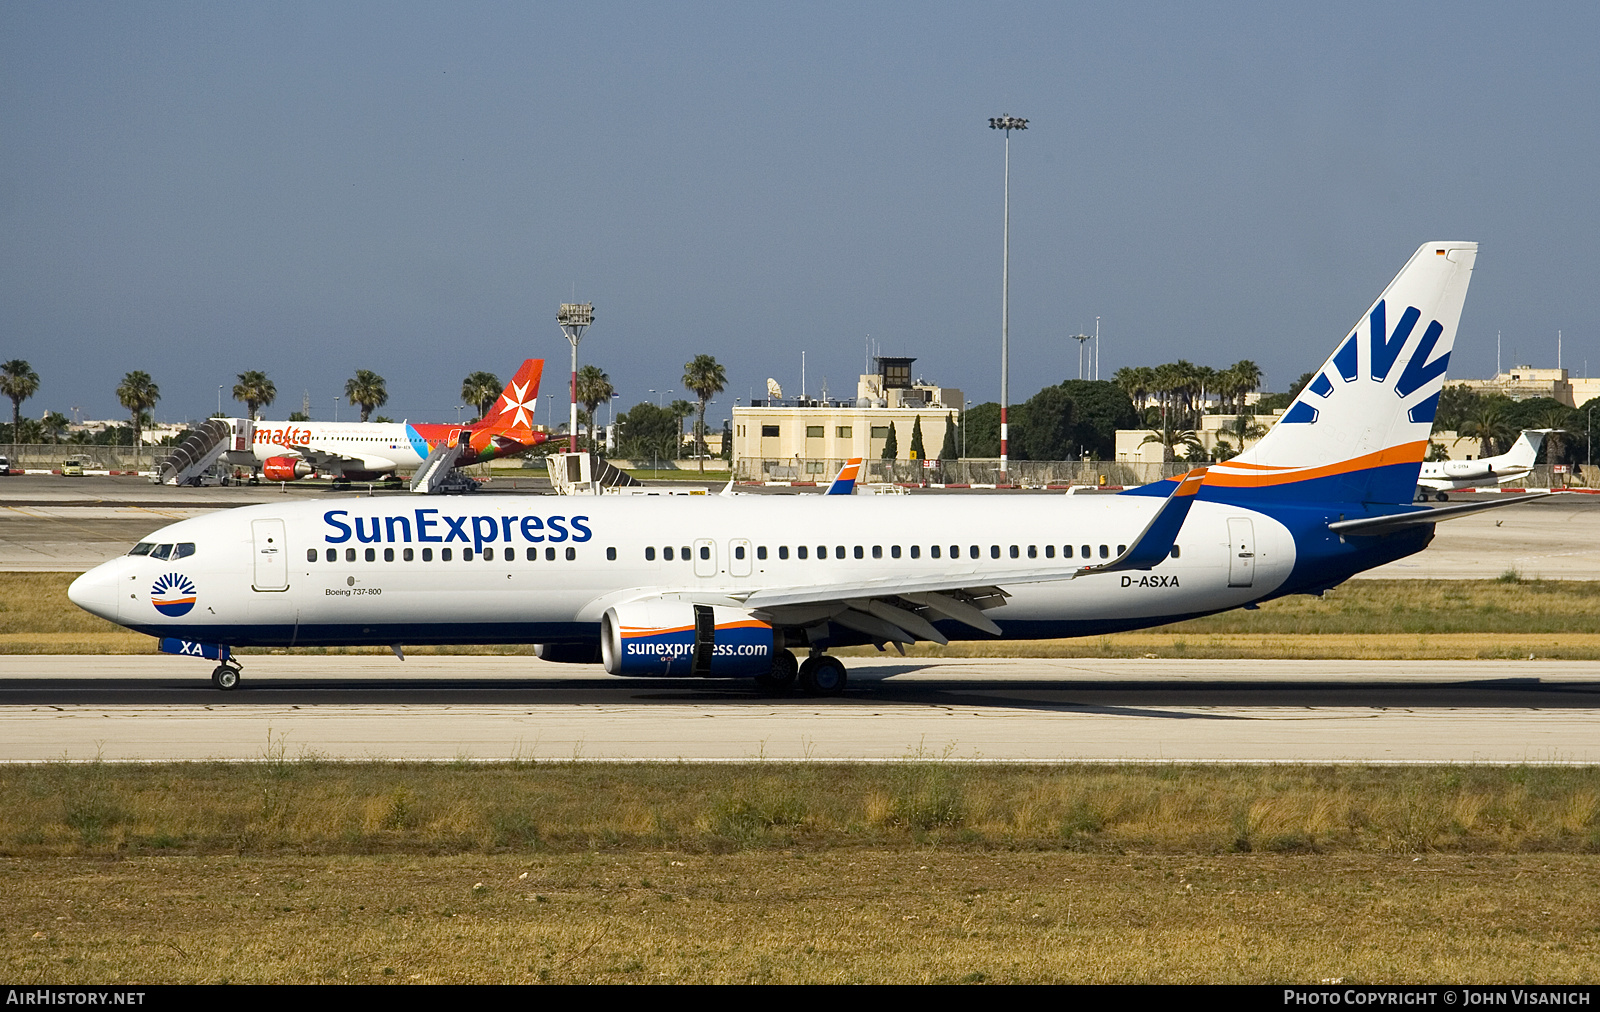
4,655,1598,764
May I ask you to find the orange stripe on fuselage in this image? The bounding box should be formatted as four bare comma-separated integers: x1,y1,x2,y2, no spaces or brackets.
1203,441,1427,488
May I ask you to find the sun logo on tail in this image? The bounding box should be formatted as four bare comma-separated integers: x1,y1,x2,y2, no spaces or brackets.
150,573,197,617
1284,299,1451,426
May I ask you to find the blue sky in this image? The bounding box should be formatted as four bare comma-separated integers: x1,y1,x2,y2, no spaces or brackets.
4,2,1597,426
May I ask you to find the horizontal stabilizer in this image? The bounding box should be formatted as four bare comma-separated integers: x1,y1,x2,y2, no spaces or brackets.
1328,491,1567,535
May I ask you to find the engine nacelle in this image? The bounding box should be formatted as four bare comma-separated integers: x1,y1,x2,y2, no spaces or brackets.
601,601,774,677
262,456,312,482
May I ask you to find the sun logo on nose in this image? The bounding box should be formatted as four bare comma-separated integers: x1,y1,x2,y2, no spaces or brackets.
151,573,197,617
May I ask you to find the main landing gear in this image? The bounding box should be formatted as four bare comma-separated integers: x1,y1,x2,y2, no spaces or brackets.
211,660,242,691
755,649,847,697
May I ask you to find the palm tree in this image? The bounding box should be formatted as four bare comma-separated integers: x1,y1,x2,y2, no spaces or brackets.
40,411,69,444
681,354,727,472
1,360,40,447
1532,406,1574,467
575,365,615,449
460,371,502,422
116,371,160,467
344,370,387,422
232,370,276,420
1227,359,1262,413
1459,400,1515,457
1140,427,1203,462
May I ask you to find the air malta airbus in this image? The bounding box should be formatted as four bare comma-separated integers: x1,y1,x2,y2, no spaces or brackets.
235,360,546,483
72,243,1559,693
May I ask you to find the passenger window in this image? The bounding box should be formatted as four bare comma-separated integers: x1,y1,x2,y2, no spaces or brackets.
384,548,395,562
909,545,919,559
566,547,576,561
735,545,745,560
606,547,617,561
681,546,690,560
836,546,846,559
663,546,674,561
547,547,557,561
306,549,317,562
699,546,710,560
1117,545,1126,555
128,543,154,556
1081,545,1091,558
442,548,453,561
968,545,978,559
1045,545,1055,558
1171,545,1181,559
325,548,337,563
1009,545,1019,559
488,547,499,560
423,548,434,562
464,549,474,561
930,545,940,559
756,546,767,560
855,546,865,559
150,544,173,560
777,546,788,560
404,548,414,562
1063,545,1073,558
174,543,196,559
1099,545,1109,558
797,546,807,560
646,547,656,561
365,548,376,562
890,546,900,559
818,545,827,559
526,547,536,561
1028,546,1037,559
346,548,356,562
990,545,1000,559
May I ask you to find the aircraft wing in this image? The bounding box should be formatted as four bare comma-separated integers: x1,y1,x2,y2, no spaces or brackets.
1328,491,1568,535
678,467,1207,647
283,443,399,473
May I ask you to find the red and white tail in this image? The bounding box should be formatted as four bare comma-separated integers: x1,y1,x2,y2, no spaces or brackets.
483,360,543,433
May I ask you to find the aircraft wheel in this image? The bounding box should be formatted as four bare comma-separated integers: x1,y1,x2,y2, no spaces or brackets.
1435,491,1449,502
211,665,240,691
797,655,848,697
754,649,798,695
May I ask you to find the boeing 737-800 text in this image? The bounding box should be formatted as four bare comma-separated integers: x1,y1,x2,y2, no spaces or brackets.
70,242,1557,693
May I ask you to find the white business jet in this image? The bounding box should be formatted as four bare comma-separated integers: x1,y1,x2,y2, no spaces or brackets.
1416,429,1554,500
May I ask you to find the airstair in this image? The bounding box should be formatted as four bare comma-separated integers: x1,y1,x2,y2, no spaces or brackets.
409,432,472,494
546,451,646,495
154,418,252,486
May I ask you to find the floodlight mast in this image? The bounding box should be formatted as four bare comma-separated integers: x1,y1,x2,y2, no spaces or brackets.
989,115,1027,482
557,303,595,453
1071,334,1091,380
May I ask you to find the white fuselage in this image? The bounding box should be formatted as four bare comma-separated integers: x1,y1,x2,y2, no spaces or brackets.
224,422,441,472
69,493,1297,648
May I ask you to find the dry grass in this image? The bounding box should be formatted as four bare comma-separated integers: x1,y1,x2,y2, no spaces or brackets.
3,852,1598,983
12,572,1600,658
5,761,1599,858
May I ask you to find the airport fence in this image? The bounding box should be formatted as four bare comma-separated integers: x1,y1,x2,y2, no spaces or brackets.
2,443,152,471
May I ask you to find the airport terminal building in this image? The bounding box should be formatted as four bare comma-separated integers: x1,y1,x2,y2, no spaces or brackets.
731,357,961,480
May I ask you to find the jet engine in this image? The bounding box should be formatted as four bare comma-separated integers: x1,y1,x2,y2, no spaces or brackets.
262,456,312,481
601,601,775,677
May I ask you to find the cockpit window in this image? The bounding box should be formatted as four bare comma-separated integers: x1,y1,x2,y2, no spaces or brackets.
128,543,154,556
173,543,196,559
149,544,173,560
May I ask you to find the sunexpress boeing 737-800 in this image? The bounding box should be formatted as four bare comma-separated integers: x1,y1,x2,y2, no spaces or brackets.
70,242,1558,693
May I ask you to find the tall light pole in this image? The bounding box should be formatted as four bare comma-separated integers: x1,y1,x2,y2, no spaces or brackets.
989,115,1027,481
558,303,595,453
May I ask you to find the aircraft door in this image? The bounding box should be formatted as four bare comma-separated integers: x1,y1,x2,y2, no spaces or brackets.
693,538,717,578
729,539,752,577
1227,518,1255,588
252,518,289,592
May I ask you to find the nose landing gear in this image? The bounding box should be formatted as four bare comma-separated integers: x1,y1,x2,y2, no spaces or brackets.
211,661,242,691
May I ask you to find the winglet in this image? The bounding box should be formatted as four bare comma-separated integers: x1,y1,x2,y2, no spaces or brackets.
1077,466,1206,577
825,457,864,495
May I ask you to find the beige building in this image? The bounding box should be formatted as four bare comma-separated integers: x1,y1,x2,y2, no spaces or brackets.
1455,366,1600,408
731,358,962,477
1115,413,1487,464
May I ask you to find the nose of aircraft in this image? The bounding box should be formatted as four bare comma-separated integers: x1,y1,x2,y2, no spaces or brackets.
68,562,123,624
